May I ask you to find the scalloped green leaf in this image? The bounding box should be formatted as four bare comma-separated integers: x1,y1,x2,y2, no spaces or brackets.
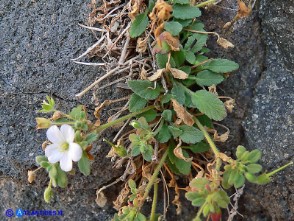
164,21,183,36
130,13,149,38
191,90,227,121
173,4,201,20
203,59,239,73
129,94,147,112
128,80,161,100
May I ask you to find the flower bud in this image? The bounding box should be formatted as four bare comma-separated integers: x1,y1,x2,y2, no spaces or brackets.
51,111,63,120
36,118,51,129
44,186,53,203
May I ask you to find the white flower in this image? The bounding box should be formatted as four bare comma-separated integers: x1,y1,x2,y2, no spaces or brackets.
45,124,82,172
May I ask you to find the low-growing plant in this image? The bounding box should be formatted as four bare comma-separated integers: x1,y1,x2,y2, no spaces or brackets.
30,0,292,220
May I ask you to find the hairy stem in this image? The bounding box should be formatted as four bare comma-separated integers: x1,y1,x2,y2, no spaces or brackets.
196,0,216,8
150,182,159,221
141,149,168,207
96,105,155,132
194,118,220,156
267,161,293,177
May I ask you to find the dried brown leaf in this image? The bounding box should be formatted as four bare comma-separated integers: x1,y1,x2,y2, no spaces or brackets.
140,67,148,80
173,140,193,162
213,130,229,143
172,99,194,126
158,31,180,51
237,0,252,18
94,100,112,126
136,37,148,53
96,191,108,207
148,69,164,81
170,68,188,79
28,170,36,184
225,98,235,113
208,85,218,95
217,37,235,49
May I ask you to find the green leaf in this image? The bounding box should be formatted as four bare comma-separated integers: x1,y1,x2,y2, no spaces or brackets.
156,53,176,68
228,169,238,186
156,124,172,143
131,145,141,157
172,50,186,67
179,125,204,144
215,190,230,208
236,145,246,159
44,186,53,203
129,94,147,112
130,13,149,38
128,179,137,189
40,161,51,169
138,109,157,122
142,144,153,161
69,106,86,120
36,156,48,164
161,93,172,105
164,21,183,36
39,96,55,113
190,177,209,189
188,21,205,31
246,164,263,174
190,194,206,207
184,50,196,64
191,70,224,86
191,90,227,121
174,0,190,4
168,145,191,175
49,165,57,187
78,153,91,176
197,115,213,128
234,172,245,188
244,172,258,183
171,81,186,105
127,80,161,100
255,173,271,185
183,141,210,153
162,110,173,122
203,59,239,73
168,125,183,138
174,18,193,27
179,66,191,74
247,149,262,163
173,4,201,20
148,0,155,12
185,33,208,53
56,164,68,188
222,170,232,189
85,132,98,144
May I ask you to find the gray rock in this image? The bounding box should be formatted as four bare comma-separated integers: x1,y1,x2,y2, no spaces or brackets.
0,0,293,220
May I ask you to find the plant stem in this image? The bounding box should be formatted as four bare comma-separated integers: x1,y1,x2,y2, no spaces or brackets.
141,149,168,207
150,182,158,221
95,105,155,132
266,161,293,177
196,0,216,8
194,118,220,156
194,203,204,220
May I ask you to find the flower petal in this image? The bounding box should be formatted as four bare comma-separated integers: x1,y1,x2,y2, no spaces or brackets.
45,144,63,163
69,143,82,162
60,152,73,172
45,144,64,163
60,124,75,143
46,125,65,144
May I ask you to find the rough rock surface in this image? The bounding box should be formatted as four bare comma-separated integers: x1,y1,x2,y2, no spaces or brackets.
0,0,293,220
